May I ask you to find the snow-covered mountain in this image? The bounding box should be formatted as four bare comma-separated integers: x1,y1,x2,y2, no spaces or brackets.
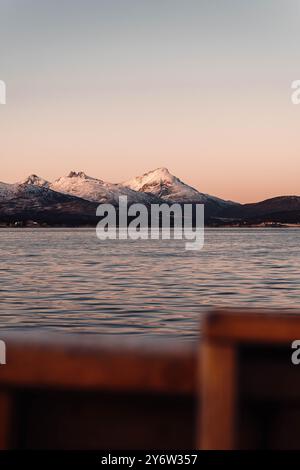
1,169,299,226
0,169,239,219
50,171,159,205
0,175,50,201
0,176,100,226
21,174,49,188
123,167,238,214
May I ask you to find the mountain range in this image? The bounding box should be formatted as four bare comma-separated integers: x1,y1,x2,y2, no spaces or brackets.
0,168,299,226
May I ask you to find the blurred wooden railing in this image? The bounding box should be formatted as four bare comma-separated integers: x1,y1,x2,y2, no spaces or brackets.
0,334,197,449
1,310,300,449
199,310,300,449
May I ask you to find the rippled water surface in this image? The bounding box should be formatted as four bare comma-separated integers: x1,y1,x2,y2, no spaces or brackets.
0,228,299,340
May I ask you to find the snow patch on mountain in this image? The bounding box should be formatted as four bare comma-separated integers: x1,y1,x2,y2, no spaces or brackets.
50,171,159,205
21,174,49,187
0,176,55,201
122,167,234,206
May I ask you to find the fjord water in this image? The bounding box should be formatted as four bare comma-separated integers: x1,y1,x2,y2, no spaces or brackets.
0,228,299,341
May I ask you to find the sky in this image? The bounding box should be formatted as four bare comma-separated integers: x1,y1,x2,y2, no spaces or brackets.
0,0,300,203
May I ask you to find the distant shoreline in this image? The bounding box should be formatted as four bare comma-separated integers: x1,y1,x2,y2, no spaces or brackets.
1,223,299,229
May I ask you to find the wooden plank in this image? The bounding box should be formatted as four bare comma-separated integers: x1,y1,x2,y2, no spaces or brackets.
198,340,237,450
203,309,300,344
200,310,300,450
0,334,197,395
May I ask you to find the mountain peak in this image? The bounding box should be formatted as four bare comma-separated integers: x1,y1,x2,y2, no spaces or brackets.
147,167,176,182
122,167,236,210
123,167,179,193
153,167,171,175
21,174,49,187
67,171,89,179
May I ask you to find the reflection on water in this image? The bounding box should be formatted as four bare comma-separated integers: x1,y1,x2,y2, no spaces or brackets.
0,228,299,340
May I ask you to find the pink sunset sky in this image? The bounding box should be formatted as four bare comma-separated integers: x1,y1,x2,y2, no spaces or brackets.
0,0,300,203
